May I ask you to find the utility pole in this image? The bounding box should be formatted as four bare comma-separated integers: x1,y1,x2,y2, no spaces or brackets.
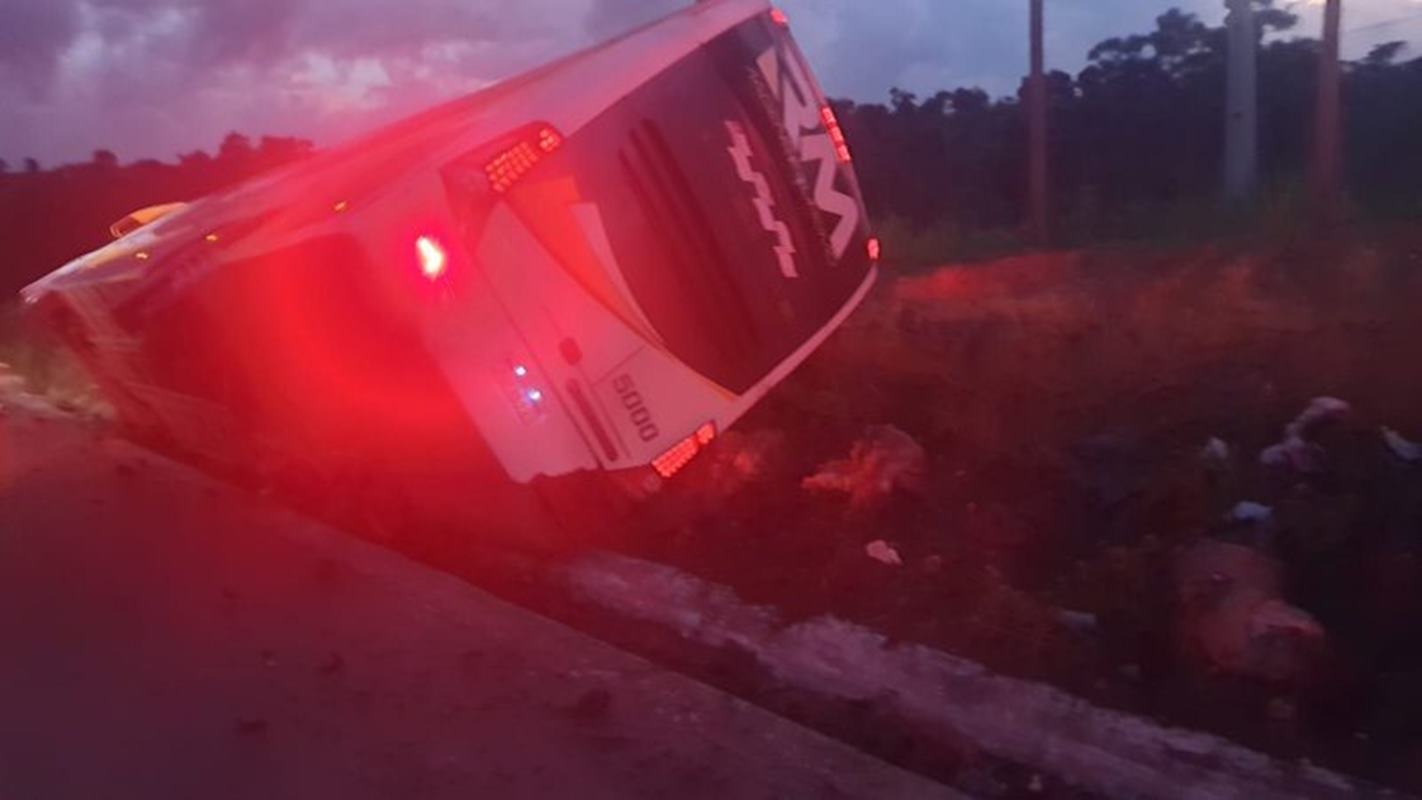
1027,0,1049,246
1224,0,1259,202
1313,0,1343,223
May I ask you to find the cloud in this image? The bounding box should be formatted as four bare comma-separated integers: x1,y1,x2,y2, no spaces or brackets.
0,0,82,96
1,0,1418,165
778,0,1230,101
778,0,1420,104
0,0,609,164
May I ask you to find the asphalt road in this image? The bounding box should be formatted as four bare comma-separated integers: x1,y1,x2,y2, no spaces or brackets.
0,395,960,800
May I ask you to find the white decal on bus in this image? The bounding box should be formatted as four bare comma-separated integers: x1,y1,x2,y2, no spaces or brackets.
726,121,799,278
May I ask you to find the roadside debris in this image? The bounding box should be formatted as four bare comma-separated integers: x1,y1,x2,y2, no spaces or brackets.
864,540,904,567
1175,541,1325,683
803,425,926,505
1290,397,1352,436
1382,427,1422,464
1200,437,1231,467
1260,397,1350,473
1226,501,1274,525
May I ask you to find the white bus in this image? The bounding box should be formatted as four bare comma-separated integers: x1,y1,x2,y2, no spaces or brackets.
22,0,879,543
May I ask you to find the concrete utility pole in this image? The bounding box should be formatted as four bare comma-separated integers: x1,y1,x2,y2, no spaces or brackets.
1027,0,1049,245
1224,0,1259,202
1313,0,1344,223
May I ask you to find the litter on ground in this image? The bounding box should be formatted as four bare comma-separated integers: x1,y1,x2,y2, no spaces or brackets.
864,540,905,567
1200,437,1231,466
1226,501,1274,524
1381,427,1422,464
1174,541,1326,683
1260,397,1351,473
803,425,926,506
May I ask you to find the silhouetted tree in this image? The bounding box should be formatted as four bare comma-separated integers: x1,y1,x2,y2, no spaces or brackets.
834,2,1418,247
23,158,39,174
218,133,255,164
179,150,213,168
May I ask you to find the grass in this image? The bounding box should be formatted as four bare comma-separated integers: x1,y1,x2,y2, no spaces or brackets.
632,219,1422,789
872,180,1328,271
0,300,108,415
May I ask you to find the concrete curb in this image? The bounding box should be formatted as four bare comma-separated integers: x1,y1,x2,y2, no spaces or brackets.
561,552,1384,800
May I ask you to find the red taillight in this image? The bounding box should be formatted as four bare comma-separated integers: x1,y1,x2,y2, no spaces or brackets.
651,422,717,479
535,126,563,153
770,8,790,27
485,124,564,193
415,236,447,281
867,237,882,261
820,105,852,164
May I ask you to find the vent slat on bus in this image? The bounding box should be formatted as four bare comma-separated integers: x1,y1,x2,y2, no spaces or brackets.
620,120,761,366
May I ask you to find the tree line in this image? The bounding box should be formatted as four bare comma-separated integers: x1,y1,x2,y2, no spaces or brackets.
833,4,1422,256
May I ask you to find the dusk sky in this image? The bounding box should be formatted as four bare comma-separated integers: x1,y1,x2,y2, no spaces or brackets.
2,0,1419,166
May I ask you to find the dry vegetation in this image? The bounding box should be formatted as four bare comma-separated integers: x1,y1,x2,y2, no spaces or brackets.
632,224,1422,789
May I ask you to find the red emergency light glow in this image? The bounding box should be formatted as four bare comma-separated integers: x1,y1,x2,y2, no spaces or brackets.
867,237,882,261
485,125,564,193
770,8,790,27
820,105,852,163
651,422,717,479
415,236,448,280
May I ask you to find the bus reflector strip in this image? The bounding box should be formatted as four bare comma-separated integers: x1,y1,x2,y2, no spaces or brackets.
651,422,717,479
485,125,564,193
820,105,852,163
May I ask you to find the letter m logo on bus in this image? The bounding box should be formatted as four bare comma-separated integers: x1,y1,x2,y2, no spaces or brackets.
755,41,860,261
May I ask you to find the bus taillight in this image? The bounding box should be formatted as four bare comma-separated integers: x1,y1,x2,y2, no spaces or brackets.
484,124,564,193
652,422,717,479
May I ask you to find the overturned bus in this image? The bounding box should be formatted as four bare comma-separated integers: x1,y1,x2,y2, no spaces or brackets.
21,0,879,544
